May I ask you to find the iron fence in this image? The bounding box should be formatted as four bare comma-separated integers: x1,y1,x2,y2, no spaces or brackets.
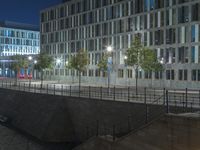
1,80,200,141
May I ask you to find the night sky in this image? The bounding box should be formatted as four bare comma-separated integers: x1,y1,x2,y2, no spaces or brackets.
0,0,62,26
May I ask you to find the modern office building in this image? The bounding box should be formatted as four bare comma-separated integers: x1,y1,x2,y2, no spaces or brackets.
40,0,200,89
0,21,40,77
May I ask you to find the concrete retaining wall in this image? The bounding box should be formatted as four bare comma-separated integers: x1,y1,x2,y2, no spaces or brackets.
0,88,164,142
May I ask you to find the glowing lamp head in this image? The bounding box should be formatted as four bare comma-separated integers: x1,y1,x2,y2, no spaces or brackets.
106,46,113,52
28,56,32,61
56,58,61,64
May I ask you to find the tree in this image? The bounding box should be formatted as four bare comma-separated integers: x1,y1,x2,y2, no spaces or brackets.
35,52,53,88
125,35,163,93
66,49,88,89
97,53,109,87
11,55,28,85
98,53,108,72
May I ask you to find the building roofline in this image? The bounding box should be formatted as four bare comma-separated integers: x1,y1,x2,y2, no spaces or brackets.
40,0,73,14
0,21,39,32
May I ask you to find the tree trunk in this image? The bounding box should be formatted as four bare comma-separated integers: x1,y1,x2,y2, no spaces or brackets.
15,76,18,86
14,69,19,86
40,70,44,89
78,70,81,92
135,67,138,95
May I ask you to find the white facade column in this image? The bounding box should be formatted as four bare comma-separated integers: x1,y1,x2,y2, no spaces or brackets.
147,14,150,29
158,11,161,27
181,26,185,44
195,24,199,42
195,46,199,63
169,9,172,25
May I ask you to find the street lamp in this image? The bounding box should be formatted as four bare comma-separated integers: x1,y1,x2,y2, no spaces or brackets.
65,61,69,67
34,60,37,64
124,55,128,86
106,46,113,90
28,56,37,89
28,56,32,61
159,57,165,87
107,46,113,52
160,57,164,65
56,58,61,64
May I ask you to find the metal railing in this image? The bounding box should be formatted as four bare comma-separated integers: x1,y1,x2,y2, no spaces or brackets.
1,80,200,141
1,80,200,111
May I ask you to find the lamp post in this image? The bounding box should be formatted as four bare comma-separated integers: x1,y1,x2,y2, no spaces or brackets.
124,55,128,86
56,58,62,83
28,56,37,88
106,46,113,90
160,57,164,88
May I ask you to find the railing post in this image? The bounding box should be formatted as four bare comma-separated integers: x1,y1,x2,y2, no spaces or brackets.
34,84,36,93
128,115,131,132
144,87,148,124
61,85,63,96
113,125,116,141
29,82,31,92
128,87,130,102
144,87,147,104
166,90,169,113
163,88,166,105
70,85,71,97
47,84,48,94
79,85,81,98
89,86,91,99
54,84,55,95
86,126,89,139
199,90,200,107
96,120,99,137
185,88,188,109
100,86,102,100
114,86,115,101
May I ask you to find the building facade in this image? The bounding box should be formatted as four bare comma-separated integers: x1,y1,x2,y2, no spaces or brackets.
40,0,200,89
0,21,40,77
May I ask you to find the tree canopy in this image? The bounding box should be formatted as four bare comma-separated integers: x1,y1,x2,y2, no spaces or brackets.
66,49,88,72
11,55,28,71
125,35,163,72
35,52,53,71
97,53,109,71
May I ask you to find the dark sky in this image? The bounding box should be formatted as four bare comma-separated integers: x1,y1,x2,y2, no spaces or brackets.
0,0,62,26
